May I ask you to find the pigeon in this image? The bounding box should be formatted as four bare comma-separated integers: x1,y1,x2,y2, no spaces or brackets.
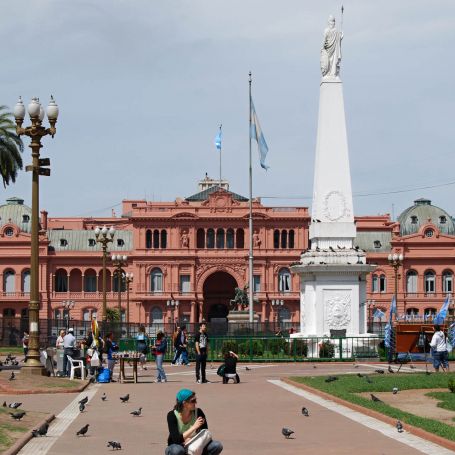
426,371,432,376
245,366,251,371
120,394,130,403
396,420,403,433
101,393,107,401
325,376,338,383
375,369,385,374
10,411,26,420
388,366,395,373
79,402,85,413
79,396,89,405
107,441,122,450
357,373,364,378
2,401,7,407
392,387,399,395
301,407,309,417
409,365,416,370
370,394,382,403
130,407,142,417
77,424,90,436
282,428,294,439
354,364,359,369
32,422,49,437
313,365,317,369
9,402,22,409
329,246,335,252
9,372,15,381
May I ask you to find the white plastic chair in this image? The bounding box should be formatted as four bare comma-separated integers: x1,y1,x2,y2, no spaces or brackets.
67,355,85,380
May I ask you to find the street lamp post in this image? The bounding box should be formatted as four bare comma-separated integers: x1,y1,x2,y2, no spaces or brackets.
167,299,180,324
62,300,75,330
271,299,284,324
125,272,133,336
94,226,115,324
388,253,404,315
112,254,128,315
14,96,59,375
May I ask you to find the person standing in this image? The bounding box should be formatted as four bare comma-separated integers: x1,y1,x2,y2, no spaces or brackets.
62,328,76,377
104,332,118,381
174,326,190,366
430,324,450,372
136,326,149,370
153,331,168,383
56,329,66,349
195,323,209,384
171,326,181,365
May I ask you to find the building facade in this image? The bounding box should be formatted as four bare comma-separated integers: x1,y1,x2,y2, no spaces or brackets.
0,177,453,329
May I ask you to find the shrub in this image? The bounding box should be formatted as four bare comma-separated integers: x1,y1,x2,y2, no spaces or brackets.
221,340,238,357
448,378,455,393
291,339,309,357
319,340,335,358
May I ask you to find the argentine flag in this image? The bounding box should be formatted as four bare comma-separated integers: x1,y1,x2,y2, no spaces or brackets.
215,126,222,151
434,294,451,325
250,99,270,170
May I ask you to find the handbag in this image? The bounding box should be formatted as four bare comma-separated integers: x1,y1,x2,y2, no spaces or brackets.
90,350,100,367
184,429,212,455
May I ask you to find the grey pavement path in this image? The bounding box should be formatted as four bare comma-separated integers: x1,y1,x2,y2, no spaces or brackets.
17,362,447,455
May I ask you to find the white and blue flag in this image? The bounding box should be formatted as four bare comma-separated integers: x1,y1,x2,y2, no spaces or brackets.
434,294,451,325
250,100,269,170
215,126,222,151
373,308,385,320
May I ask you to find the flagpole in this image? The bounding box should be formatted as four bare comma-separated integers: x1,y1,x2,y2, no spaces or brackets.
248,71,254,324
219,124,222,189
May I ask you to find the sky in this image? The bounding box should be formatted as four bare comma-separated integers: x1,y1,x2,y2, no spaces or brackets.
1,1,454,219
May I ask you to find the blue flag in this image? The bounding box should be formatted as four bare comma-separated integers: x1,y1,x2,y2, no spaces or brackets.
215,126,222,151
384,323,394,348
447,322,455,351
373,308,385,320
250,99,269,170
389,295,397,319
434,294,451,325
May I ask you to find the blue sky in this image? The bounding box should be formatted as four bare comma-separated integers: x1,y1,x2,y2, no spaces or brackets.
1,1,454,219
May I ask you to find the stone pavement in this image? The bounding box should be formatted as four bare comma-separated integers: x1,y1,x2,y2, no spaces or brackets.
12,362,451,454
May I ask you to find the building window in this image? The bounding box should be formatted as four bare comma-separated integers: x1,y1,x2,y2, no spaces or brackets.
180,275,191,293
278,268,291,292
440,216,447,224
84,270,97,292
151,306,163,323
206,229,215,249
88,238,96,247
151,268,163,292
196,229,205,248
424,308,437,320
117,239,125,247
424,271,436,293
253,275,261,293
54,309,62,320
3,270,15,293
373,240,382,249
410,216,418,224
288,230,295,248
55,270,68,292
146,230,152,249
226,228,234,249
120,310,126,322
273,230,280,249
443,271,453,293
406,308,419,319
281,230,288,249
161,230,167,248
372,275,379,293
153,230,160,248
236,229,244,248
216,228,225,249
22,270,30,292
83,309,91,321
379,274,387,293
113,271,126,292
22,215,30,223
424,229,434,238
406,270,418,294
60,238,68,247
278,307,291,323
5,227,14,237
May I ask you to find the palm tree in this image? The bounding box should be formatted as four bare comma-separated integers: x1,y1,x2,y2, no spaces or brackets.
0,105,24,187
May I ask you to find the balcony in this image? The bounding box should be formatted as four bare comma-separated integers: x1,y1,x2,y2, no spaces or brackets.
0,291,30,300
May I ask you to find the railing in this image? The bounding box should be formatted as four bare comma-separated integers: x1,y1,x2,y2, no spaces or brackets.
0,292,30,298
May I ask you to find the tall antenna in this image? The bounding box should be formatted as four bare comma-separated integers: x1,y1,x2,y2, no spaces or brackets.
341,5,344,31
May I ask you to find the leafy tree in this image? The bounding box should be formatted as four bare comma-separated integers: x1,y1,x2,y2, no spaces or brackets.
106,307,120,322
0,106,23,187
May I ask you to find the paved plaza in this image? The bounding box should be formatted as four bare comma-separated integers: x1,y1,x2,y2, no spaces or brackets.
1,363,451,455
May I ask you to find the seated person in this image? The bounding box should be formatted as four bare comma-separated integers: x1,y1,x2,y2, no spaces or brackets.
223,351,240,384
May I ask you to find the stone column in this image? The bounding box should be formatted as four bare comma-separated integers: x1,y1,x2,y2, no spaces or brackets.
261,300,267,322
190,301,196,323
198,301,204,322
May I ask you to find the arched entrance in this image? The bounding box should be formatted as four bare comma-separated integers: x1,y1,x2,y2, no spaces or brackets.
203,271,237,322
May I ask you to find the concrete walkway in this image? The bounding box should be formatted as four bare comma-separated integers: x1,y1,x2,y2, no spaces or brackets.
15,363,450,454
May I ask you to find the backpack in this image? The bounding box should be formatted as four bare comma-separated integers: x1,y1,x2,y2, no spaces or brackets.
216,364,225,377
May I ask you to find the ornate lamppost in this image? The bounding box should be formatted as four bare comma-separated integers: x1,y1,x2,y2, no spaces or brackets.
112,254,128,314
62,300,75,330
125,272,133,336
388,253,404,314
94,226,115,324
167,299,180,324
14,96,59,375
271,299,284,324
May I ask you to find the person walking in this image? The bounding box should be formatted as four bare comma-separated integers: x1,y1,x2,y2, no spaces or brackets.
136,326,149,370
174,326,190,366
195,323,209,383
430,324,450,372
165,389,223,455
171,326,181,365
62,328,76,377
153,331,168,383
22,331,29,360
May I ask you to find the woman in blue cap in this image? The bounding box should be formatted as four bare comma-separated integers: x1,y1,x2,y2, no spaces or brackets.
166,389,223,455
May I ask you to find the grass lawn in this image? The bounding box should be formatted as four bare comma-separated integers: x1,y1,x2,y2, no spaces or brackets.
0,347,23,356
426,391,455,417
290,372,455,442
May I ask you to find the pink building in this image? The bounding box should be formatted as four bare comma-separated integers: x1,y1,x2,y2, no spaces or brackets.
0,177,453,330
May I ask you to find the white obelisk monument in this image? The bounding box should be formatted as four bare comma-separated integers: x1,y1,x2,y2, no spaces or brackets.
291,15,375,339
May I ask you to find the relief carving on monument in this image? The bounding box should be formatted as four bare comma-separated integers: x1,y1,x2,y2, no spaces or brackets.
325,291,351,329
323,190,349,221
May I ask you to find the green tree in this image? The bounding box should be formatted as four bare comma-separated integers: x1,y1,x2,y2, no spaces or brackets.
106,307,120,322
0,106,24,187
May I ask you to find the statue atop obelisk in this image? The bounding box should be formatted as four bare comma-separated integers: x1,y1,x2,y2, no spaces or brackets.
291,13,375,341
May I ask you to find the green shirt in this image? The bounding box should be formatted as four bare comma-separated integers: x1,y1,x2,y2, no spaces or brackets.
174,410,196,437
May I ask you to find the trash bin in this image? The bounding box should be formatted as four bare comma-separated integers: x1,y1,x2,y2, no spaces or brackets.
56,348,65,374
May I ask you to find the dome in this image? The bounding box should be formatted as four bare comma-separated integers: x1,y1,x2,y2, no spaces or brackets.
0,197,32,234
397,198,455,236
